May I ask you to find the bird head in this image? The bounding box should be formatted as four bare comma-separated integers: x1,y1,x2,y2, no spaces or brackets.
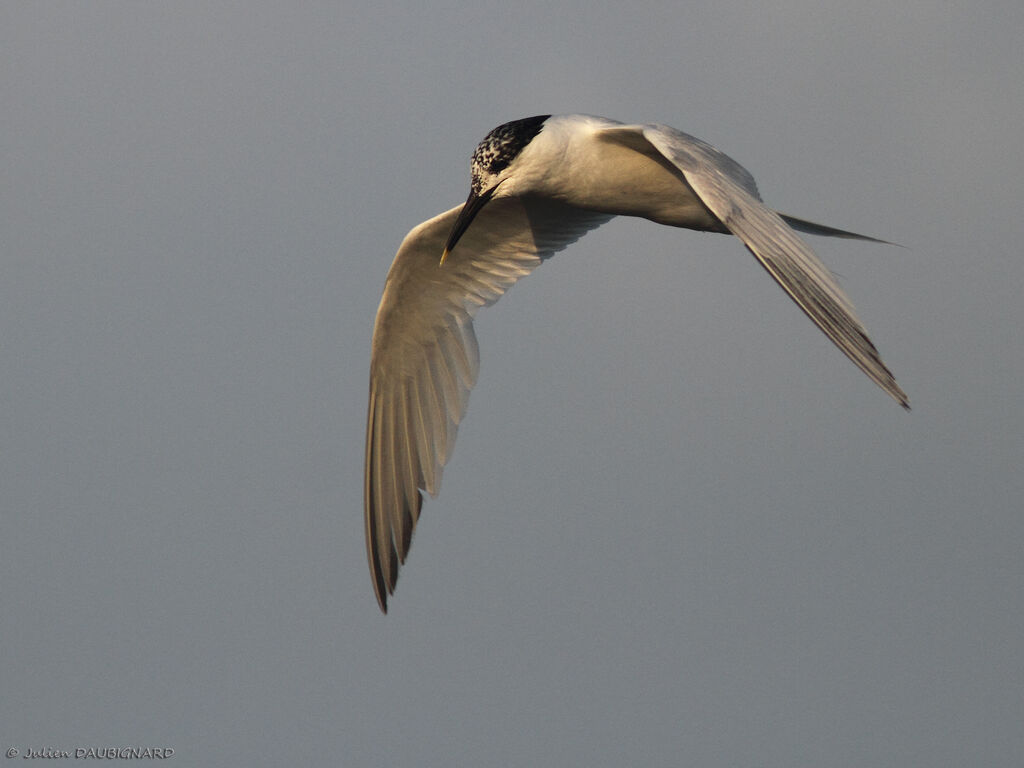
440,115,551,264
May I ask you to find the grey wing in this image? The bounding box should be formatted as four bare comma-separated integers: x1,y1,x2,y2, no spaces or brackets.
637,124,909,409
366,197,611,612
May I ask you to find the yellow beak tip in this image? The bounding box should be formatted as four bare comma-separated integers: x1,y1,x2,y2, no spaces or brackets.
439,247,450,265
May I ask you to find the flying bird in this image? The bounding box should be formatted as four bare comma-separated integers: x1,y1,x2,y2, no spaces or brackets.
365,114,908,612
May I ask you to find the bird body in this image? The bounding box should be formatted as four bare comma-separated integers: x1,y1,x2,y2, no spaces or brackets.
366,114,908,612
501,115,727,230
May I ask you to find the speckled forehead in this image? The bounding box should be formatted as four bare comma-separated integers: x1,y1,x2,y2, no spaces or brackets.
470,115,550,193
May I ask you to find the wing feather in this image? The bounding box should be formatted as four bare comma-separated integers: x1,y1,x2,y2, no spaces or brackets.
365,196,611,611
636,124,909,409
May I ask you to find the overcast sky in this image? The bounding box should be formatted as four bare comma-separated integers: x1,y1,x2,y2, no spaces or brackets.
2,2,1023,766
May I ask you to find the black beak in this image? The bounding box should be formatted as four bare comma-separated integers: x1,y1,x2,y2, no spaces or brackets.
440,185,497,264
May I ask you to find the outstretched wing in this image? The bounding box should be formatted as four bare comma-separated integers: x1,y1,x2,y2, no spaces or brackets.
618,123,909,409
366,197,611,612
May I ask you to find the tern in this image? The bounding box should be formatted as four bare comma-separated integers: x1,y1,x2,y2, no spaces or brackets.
365,114,908,612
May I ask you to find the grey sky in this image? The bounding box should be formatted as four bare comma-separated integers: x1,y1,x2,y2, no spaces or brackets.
2,2,1022,766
